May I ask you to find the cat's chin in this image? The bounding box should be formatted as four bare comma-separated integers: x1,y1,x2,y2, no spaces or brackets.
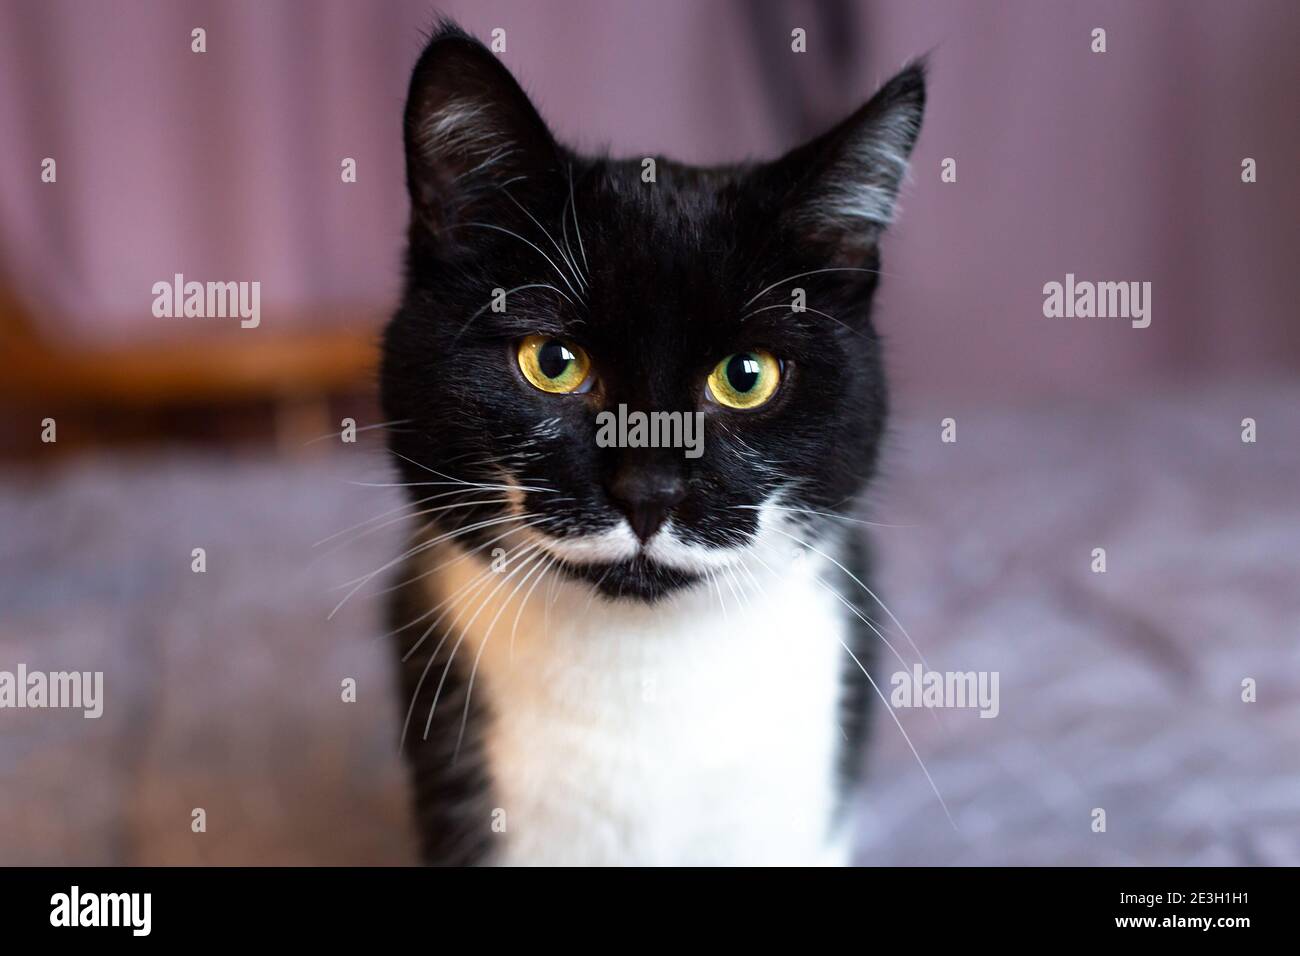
561,555,701,603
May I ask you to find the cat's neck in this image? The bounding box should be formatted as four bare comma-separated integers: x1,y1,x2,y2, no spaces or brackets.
418,544,850,865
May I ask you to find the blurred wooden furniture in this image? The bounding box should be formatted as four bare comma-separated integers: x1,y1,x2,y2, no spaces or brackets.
0,289,382,451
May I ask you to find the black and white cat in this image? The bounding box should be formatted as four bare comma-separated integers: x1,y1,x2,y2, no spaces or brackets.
381,22,925,865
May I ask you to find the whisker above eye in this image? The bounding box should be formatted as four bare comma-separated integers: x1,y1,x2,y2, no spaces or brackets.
741,302,861,338
741,266,893,309
566,162,590,277
460,221,583,300
452,283,573,341
500,189,587,293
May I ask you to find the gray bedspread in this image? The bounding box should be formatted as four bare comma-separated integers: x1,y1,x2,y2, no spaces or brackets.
1,383,1296,864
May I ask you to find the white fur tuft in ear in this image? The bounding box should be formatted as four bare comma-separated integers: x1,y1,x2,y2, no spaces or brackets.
402,23,559,238
821,107,920,228
415,96,517,184
781,61,926,257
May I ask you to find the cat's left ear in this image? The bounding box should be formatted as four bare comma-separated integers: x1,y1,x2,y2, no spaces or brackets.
766,62,926,262
402,22,562,244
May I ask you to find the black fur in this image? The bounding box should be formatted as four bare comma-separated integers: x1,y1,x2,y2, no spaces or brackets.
381,22,924,864
388,565,495,864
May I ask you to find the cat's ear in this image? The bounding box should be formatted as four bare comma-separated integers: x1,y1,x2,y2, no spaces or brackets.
767,62,926,262
403,22,560,241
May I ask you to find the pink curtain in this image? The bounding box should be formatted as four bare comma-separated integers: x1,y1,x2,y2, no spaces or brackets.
1,0,1297,399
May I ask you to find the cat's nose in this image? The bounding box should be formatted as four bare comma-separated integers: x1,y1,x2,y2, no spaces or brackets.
606,468,687,544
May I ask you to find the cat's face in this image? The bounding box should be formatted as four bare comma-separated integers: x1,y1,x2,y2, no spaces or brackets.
383,25,924,602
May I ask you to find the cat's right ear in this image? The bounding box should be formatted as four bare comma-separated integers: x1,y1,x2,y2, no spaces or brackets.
759,62,926,264
403,22,560,242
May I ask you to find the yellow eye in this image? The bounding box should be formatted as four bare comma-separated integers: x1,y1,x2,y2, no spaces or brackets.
516,334,592,394
706,350,781,409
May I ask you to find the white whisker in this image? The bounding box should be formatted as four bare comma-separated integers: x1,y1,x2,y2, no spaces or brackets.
454,550,552,760
746,547,953,828
397,555,514,751
315,495,511,557
732,503,915,530
566,162,590,276
379,516,554,605
742,302,859,337
464,221,582,299
502,190,586,292
510,553,558,660
313,493,435,549
742,266,890,309
839,635,956,830
327,512,529,618
766,524,929,671
302,419,413,446
398,535,539,659
424,542,545,740
453,283,573,340
387,450,557,493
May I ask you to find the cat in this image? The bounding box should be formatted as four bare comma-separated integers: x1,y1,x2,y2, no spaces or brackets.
381,21,925,865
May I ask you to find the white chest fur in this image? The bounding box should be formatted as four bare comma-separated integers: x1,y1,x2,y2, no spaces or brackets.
427,550,850,865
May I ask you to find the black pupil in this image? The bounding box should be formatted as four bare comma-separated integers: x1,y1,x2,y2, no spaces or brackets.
725,353,761,393
537,340,573,379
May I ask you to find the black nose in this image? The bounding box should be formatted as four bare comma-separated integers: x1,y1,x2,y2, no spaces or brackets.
606,465,687,544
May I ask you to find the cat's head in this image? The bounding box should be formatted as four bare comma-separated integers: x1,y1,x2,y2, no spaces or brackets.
382,22,924,602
